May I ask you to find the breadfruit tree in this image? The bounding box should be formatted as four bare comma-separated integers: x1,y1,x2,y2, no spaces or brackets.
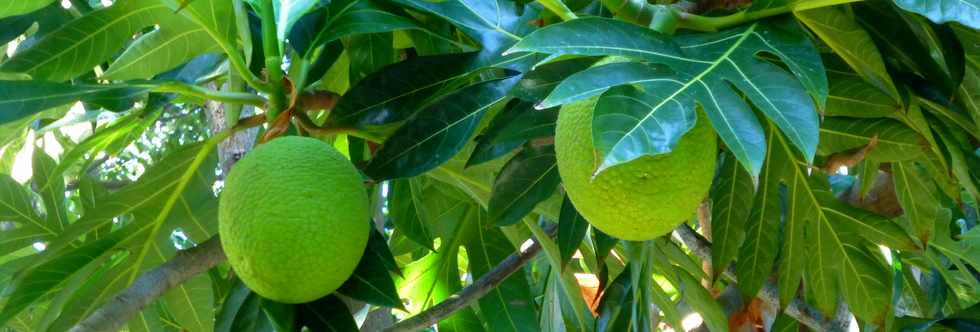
0,0,978,331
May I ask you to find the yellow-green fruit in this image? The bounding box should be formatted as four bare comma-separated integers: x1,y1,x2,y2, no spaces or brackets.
219,136,369,303
555,98,717,241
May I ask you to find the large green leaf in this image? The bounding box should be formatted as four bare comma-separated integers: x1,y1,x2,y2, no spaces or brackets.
0,0,56,19
765,127,896,321
397,205,484,332
365,76,518,180
0,80,148,125
462,210,538,332
893,161,946,245
328,53,479,128
488,144,560,226
507,17,825,176
0,0,168,81
709,152,754,279
157,0,237,62
818,117,926,162
535,61,673,109
893,0,980,29
825,74,902,118
161,274,214,332
736,133,781,299
0,174,47,256
102,17,221,80
11,141,220,330
796,6,901,101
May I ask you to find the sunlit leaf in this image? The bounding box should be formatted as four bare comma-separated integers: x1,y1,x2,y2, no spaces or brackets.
508,17,825,175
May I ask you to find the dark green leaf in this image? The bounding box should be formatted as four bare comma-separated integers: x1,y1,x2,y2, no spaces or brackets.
489,144,560,226
215,279,269,332
0,80,149,125
558,197,588,270
736,137,781,299
346,32,399,84
329,53,479,128
297,295,359,332
468,101,558,167
260,299,296,332
389,178,434,250
709,152,754,278
337,227,402,308
510,56,600,102
365,75,519,180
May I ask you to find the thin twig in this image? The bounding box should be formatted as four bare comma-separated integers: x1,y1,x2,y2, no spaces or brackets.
383,238,544,332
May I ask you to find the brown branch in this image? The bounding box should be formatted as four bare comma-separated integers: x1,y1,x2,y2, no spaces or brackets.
673,225,847,332
383,238,544,332
68,237,226,332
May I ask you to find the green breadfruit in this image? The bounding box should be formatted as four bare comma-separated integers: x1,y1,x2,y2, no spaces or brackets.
555,98,717,241
219,136,369,303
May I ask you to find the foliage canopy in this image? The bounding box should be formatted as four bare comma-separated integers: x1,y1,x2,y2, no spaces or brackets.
0,0,979,331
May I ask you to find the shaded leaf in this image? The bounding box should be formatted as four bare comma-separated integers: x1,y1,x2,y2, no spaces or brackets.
468,100,557,167
818,117,926,162
510,56,600,102
736,135,781,299
0,80,149,125
365,75,519,180
297,295,359,332
825,75,902,118
489,144,560,226
337,226,402,308
388,178,434,250
328,52,479,128
710,151,755,279
558,196,588,270
796,6,901,101
893,161,946,245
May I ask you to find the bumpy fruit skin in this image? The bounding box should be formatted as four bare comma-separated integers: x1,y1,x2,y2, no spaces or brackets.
219,136,369,303
555,98,717,241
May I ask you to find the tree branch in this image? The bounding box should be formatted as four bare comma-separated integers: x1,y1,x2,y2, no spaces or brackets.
673,225,847,332
68,237,226,332
383,238,544,332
